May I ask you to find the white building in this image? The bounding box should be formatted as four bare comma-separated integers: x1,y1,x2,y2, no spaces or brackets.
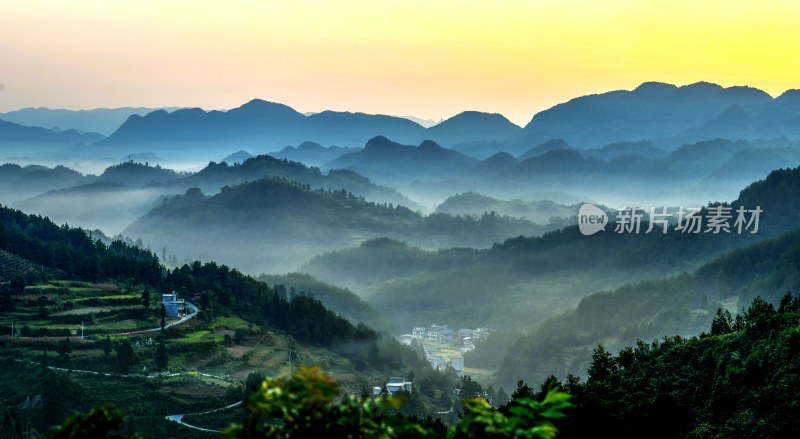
384,377,413,395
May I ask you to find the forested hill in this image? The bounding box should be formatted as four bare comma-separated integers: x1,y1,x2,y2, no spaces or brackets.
154,153,418,209
492,225,800,388
0,204,388,356
305,164,800,329
549,294,800,438
0,204,161,284
124,177,555,274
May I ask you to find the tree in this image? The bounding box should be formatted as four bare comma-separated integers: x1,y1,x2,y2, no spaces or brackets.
227,366,406,439
154,340,168,372
453,390,571,439
41,350,49,370
57,338,72,362
141,287,150,308
244,371,266,400
48,404,141,439
160,304,166,332
102,335,112,356
116,339,135,374
710,308,733,335
510,380,535,400
587,345,617,381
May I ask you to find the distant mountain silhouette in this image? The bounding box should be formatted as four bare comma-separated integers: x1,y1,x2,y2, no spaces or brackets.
469,152,518,177
222,150,253,164
509,81,798,153
303,111,425,145
0,119,104,158
517,139,573,161
0,163,86,201
427,111,521,146
327,136,479,185
157,153,418,209
0,107,178,135
97,161,181,186
94,102,527,161
12,81,800,162
582,141,667,160
94,100,425,160
271,142,358,166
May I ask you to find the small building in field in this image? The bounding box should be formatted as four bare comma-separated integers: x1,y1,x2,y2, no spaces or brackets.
385,377,413,395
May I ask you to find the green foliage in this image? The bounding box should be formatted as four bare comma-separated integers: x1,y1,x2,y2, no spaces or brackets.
48,404,141,439
453,391,571,439
227,366,423,439
710,307,733,335
102,335,112,356
141,287,150,308
115,339,135,373
555,294,800,438
0,204,161,283
258,272,382,327
227,366,572,439
56,338,72,362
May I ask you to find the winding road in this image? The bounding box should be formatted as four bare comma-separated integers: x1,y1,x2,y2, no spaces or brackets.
111,302,201,336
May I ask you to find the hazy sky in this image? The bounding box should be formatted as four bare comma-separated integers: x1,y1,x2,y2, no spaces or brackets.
1,0,799,125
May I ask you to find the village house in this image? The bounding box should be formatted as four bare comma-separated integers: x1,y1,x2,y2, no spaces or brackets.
162,291,187,317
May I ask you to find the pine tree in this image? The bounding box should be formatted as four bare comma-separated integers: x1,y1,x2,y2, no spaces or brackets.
710,308,733,335
141,287,150,308
102,335,112,356
116,339,135,374
57,338,72,362
154,341,168,372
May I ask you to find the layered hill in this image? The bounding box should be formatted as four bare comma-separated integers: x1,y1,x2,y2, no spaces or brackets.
123,177,556,274
0,107,176,136
304,164,800,330
510,81,800,153
0,119,104,158
326,136,479,185
90,101,523,162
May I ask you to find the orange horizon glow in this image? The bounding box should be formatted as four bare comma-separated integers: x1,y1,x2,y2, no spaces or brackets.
1,0,800,126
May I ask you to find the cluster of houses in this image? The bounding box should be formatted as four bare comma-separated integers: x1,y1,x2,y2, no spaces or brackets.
401,325,490,349
397,324,491,377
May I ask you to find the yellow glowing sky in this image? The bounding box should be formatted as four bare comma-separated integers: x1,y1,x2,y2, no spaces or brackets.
1,0,800,125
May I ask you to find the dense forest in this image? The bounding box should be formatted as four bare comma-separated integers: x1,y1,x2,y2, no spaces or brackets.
0,204,161,284
491,224,800,388
0,203,428,373
548,294,800,438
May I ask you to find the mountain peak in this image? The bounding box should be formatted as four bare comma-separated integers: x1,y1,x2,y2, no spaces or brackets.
364,135,403,150
418,139,444,151
633,82,678,94
297,141,324,151
433,111,518,128
228,99,303,118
